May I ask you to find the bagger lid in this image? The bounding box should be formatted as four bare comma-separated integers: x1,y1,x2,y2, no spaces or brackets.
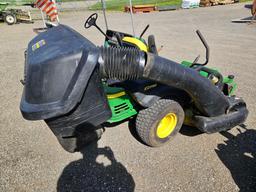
20,25,100,120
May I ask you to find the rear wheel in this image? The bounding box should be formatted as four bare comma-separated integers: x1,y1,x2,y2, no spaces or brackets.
136,99,184,147
4,14,17,25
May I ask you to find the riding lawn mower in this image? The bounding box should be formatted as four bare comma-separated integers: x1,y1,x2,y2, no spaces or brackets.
20,13,248,152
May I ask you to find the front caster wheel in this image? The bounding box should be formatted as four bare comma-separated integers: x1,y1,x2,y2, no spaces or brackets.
136,99,184,147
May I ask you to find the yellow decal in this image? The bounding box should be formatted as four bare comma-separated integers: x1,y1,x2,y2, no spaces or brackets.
122,37,148,52
107,91,126,99
32,40,46,51
144,84,157,91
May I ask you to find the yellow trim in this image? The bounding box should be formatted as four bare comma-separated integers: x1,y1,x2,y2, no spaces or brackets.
156,113,177,138
122,37,148,52
144,84,157,91
107,91,126,99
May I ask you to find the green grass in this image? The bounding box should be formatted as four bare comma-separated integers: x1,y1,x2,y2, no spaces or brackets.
90,0,182,11
58,0,87,2
239,0,251,2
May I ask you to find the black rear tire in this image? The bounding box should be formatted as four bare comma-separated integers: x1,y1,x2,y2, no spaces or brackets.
4,14,17,25
136,99,184,147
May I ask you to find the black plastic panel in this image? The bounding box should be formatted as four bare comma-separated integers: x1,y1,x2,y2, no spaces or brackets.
45,67,112,137
20,25,108,120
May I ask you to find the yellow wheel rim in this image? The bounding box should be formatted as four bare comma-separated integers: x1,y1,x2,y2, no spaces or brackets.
156,113,177,138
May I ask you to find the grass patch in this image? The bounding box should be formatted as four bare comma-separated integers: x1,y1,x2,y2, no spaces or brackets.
239,0,252,2
89,0,182,11
58,0,87,2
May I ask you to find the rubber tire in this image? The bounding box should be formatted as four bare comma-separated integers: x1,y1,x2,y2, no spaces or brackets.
136,99,184,147
4,14,17,25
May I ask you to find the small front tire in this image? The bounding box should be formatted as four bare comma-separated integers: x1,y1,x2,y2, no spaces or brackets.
136,99,184,147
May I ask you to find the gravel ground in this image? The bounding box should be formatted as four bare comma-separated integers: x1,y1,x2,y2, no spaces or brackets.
0,3,255,192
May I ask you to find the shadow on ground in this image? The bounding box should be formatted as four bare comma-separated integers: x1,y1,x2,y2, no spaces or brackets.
215,126,256,192
57,141,135,192
179,125,203,137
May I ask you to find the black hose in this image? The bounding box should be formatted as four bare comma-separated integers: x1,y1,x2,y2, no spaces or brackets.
99,47,230,117
144,53,229,116
99,47,146,80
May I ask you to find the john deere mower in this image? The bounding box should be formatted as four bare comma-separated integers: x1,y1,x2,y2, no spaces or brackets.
20,13,248,152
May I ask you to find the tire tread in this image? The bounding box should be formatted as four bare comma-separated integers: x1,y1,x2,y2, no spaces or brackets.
136,99,184,146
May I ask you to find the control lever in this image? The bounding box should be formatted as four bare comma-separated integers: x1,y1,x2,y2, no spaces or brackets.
191,30,210,68
140,24,150,38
